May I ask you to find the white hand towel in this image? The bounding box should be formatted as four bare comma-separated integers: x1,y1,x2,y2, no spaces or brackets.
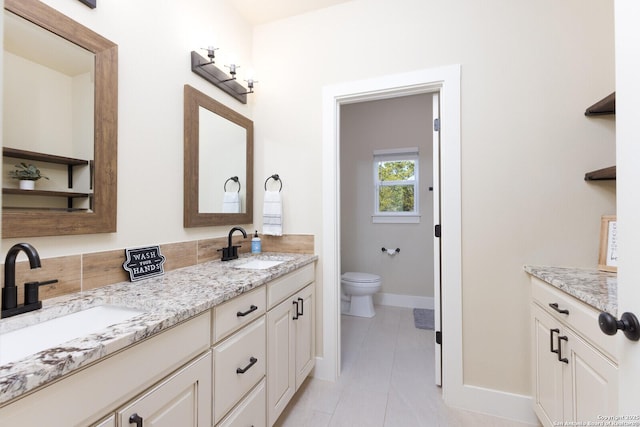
222,191,241,213
263,190,283,236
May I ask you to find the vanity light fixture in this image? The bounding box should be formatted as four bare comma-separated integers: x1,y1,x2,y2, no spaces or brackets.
190,48,256,104
202,46,218,64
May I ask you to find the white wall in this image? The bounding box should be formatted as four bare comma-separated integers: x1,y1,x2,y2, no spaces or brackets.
1,0,256,253
340,94,433,300
252,0,616,398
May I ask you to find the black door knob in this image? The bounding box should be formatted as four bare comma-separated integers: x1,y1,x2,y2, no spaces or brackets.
598,311,640,341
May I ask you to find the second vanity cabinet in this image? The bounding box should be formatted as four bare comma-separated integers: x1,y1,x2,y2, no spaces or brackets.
266,264,315,426
530,277,618,426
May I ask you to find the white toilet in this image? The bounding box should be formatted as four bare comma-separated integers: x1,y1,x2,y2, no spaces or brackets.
341,272,382,318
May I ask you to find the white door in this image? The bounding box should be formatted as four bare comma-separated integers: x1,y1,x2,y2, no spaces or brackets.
615,0,640,414
432,92,442,386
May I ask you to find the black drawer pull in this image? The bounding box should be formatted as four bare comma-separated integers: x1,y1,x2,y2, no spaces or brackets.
550,328,559,354
237,305,258,317
549,303,569,315
557,335,569,364
293,300,299,320
236,357,258,374
298,297,304,316
129,413,143,427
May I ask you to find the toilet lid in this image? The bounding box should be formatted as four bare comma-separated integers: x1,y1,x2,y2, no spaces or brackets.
342,272,381,283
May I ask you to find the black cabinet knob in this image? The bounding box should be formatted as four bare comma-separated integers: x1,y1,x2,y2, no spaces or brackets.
598,312,640,341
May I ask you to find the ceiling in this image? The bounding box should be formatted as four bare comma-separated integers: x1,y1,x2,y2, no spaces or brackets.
225,0,352,25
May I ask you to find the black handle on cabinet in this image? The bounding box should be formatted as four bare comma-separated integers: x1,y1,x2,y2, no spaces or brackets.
557,335,569,364
598,311,640,341
129,413,143,427
236,357,258,374
549,303,569,315
298,297,304,316
293,300,299,320
237,305,258,317
550,328,560,355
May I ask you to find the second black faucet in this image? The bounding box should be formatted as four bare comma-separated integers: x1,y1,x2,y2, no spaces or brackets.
218,226,248,261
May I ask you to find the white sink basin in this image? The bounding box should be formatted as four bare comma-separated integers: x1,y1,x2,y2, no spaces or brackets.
0,305,145,365
236,259,286,270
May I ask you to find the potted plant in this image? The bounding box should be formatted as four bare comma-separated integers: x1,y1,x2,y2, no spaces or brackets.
8,162,49,190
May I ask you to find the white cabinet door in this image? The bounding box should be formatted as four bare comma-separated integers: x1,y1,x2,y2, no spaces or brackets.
116,351,212,427
563,329,618,422
532,304,564,426
294,284,315,390
532,302,618,427
267,295,295,426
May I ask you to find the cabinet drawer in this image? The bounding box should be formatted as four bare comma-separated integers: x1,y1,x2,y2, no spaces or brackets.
267,263,314,309
217,379,266,427
213,317,266,424
214,287,266,343
531,277,619,362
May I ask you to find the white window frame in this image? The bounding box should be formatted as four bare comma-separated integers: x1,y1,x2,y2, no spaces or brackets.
372,147,420,224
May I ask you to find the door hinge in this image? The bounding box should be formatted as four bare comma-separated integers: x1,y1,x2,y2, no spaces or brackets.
435,224,441,238
436,331,442,345
434,118,440,132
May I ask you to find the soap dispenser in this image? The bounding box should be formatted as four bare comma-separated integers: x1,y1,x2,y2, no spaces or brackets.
251,230,262,254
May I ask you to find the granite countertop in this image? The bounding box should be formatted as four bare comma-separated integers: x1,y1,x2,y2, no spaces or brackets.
524,265,617,315
0,252,317,406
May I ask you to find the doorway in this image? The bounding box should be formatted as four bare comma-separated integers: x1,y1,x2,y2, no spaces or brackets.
339,91,440,381
318,65,462,404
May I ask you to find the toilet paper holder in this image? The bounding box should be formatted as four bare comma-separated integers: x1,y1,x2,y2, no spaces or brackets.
381,247,400,256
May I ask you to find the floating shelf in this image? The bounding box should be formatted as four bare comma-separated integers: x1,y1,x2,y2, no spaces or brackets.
3,147,93,209
3,206,89,212
2,188,92,198
3,147,89,166
584,166,616,181
585,92,615,116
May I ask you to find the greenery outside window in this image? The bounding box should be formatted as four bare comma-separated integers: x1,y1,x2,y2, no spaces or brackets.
373,148,420,224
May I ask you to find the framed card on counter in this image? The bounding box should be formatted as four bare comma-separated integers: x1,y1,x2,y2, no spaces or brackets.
598,215,617,273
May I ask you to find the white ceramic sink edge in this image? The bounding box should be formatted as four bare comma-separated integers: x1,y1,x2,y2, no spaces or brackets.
0,305,145,366
235,259,290,270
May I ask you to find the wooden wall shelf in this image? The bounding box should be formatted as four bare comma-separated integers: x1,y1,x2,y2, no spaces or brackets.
2,188,91,198
3,147,89,166
3,147,92,210
585,92,615,116
584,166,616,181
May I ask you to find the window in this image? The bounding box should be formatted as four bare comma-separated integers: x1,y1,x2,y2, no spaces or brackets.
373,148,420,223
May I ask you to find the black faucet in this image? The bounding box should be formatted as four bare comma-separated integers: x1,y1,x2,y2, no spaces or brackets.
1,243,58,319
218,226,248,261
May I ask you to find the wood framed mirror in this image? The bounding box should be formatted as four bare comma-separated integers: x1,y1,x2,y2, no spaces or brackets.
184,85,253,227
2,0,117,238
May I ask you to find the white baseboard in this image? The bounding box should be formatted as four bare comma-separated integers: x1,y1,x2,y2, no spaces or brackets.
312,356,337,382
445,384,539,425
374,292,434,309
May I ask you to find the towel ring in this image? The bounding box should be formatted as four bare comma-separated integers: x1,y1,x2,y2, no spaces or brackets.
264,174,283,192
224,176,241,193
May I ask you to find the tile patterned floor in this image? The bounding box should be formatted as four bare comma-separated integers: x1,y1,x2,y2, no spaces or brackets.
274,305,538,427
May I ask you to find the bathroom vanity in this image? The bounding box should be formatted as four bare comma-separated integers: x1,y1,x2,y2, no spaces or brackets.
0,253,317,427
524,266,619,426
